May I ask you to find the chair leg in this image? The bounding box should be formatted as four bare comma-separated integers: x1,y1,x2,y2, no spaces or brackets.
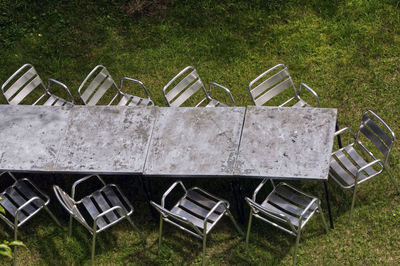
202,233,207,266
44,206,62,227
13,226,18,266
317,201,329,233
386,168,400,194
225,209,244,236
293,229,301,266
127,216,146,244
91,231,97,266
350,184,358,223
158,215,163,252
245,209,253,251
68,215,73,237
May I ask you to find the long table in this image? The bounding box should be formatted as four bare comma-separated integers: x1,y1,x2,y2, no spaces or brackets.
0,105,337,227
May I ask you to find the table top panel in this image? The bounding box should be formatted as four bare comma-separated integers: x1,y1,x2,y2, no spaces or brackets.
144,107,245,176
0,105,71,172
54,106,157,174
235,106,337,180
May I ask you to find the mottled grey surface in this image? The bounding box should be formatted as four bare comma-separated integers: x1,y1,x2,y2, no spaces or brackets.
0,105,71,172
144,107,245,176
235,106,337,180
55,106,157,174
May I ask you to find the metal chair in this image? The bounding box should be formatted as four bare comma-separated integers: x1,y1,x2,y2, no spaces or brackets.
78,65,154,106
150,181,243,265
245,179,328,266
1,64,74,106
162,66,236,107
329,110,400,222
248,64,319,107
0,172,61,264
53,174,146,265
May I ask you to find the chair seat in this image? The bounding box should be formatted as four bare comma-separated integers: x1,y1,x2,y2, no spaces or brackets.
169,189,226,234
292,99,309,108
0,180,45,225
78,185,130,232
330,144,379,188
206,99,228,107
118,95,152,106
259,184,317,228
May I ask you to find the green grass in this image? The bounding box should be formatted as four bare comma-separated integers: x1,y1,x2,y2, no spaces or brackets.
1,0,400,264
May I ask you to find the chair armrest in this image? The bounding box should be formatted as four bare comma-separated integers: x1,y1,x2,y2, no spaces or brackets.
355,159,382,181
204,200,227,229
208,82,236,106
15,196,44,216
94,205,126,222
47,78,75,104
252,178,269,202
299,198,319,221
71,175,106,200
120,77,151,99
298,83,320,107
161,181,187,207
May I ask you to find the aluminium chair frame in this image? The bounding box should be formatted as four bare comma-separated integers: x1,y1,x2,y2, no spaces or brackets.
150,181,243,266
53,174,146,265
329,110,400,222
1,64,74,106
162,66,236,107
78,65,153,106
248,64,320,107
245,178,328,266
0,172,61,265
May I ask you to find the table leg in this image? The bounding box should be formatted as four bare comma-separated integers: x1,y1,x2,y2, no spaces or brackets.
323,180,334,229
336,120,342,149
139,175,158,220
231,178,245,224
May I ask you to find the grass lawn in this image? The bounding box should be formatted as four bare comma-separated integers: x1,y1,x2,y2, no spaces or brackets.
1,0,400,265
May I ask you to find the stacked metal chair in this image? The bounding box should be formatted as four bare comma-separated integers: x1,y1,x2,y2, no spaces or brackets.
1,64,74,106
162,66,236,107
0,172,61,264
245,179,328,265
78,65,153,106
248,64,319,107
329,110,399,222
150,181,243,265
53,174,146,265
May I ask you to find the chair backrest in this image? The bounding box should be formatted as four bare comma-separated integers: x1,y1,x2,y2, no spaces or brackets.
53,185,88,228
162,66,209,107
248,64,297,106
78,65,121,105
1,64,49,105
357,110,395,164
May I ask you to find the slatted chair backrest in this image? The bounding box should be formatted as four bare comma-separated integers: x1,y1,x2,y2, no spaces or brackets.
2,64,47,105
163,66,209,107
357,110,395,164
78,65,120,106
53,185,89,230
248,64,297,106
1,64,73,106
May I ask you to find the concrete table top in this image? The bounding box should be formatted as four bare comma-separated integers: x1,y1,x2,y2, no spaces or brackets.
234,106,337,180
0,105,71,172
54,106,157,174
144,107,246,177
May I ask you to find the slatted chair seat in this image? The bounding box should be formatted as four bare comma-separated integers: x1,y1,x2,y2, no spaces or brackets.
1,64,74,106
162,66,236,107
248,64,319,107
53,175,145,265
329,110,399,222
151,181,243,265
78,65,153,106
0,172,61,264
245,180,328,266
